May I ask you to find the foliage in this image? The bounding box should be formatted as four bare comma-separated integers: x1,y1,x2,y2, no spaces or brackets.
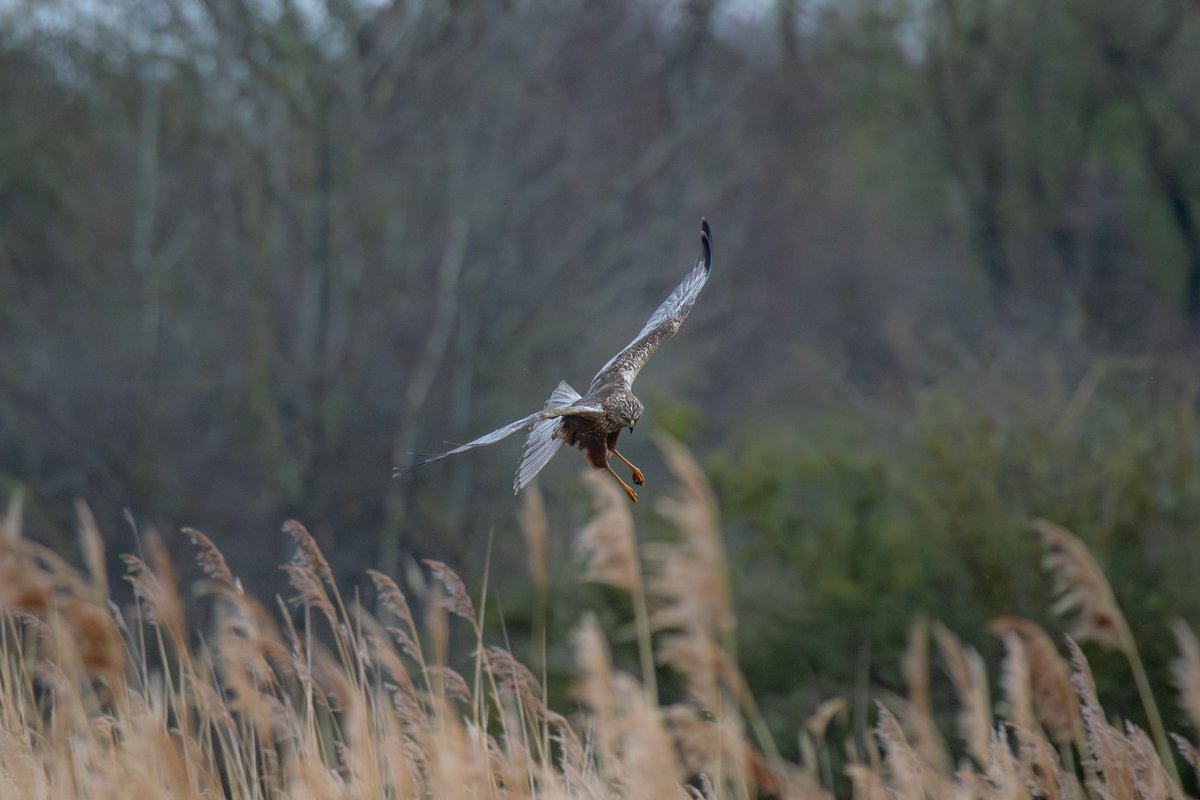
707,352,1200,753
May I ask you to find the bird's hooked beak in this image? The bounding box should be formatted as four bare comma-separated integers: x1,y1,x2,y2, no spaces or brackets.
628,419,636,434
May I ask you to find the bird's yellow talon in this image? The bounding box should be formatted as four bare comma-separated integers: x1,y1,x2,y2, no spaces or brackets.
612,449,644,487
605,462,639,503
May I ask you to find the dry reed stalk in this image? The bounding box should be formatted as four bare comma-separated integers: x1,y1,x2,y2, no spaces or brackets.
770,763,832,800
577,468,657,703
61,596,125,689
902,618,931,715
480,706,527,796
805,697,848,746
520,481,552,761
576,470,639,593
649,434,734,641
643,440,728,706
988,616,1082,751
331,668,383,797
1170,620,1200,787
873,701,928,799
7,536,91,601
1124,723,1186,800
182,527,235,589
426,694,489,800
1171,621,1200,735
36,634,93,743
520,482,549,591
618,678,688,800
422,559,477,624
1173,733,1200,794
188,667,235,730
146,531,186,653
280,561,337,626
309,641,355,714
554,724,604,800
0,544,53,615
899,617,950,773
799,697,846,790
1035,520,1130,651
664,702,755,795
216,639,277,740
359,607,415,697
374,709,422,799
74,500,108,600
1036,520,1177,782
366,568,426,673
237,589,295,678
0,727,45,798
650,435,783,785
121,552,185,649
992,629,1078,799
932,621,992,766
996,631,1035,736
424,580,450,705
285,756,344,800
845,763,888,800
282,519,332,584
1067,637,1137,799
2,490,22,542
544,709,591,792
214,594,283,738
572,614,620,775
137,713,202,800
367,569,416,632
387,624,423,666
483,645,543,718
666,703,723,777
282,519,361,684
981,725,1026,800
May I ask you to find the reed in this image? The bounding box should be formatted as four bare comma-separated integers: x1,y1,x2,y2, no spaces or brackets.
0,458,1193,798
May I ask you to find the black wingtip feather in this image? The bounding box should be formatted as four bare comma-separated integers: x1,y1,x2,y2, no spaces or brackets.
393,462,424,478
699,218,713,269
393,451,445,477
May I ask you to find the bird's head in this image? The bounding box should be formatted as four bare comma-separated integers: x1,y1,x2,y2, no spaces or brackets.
614,395,644,434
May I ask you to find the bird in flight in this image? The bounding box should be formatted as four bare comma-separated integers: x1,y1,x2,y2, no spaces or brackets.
397,219,713,503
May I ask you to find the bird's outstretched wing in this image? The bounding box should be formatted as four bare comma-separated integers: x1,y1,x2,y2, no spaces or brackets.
590,219,712,390
395,393,602,476
513,380,581,493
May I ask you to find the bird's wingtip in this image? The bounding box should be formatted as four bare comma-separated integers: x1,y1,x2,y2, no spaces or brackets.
699,218,712,268
394,451,441,477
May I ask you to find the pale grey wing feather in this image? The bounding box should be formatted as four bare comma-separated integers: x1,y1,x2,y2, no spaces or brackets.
396,394,601,477
514,382,584,493
396,414,540,474
591,219,712,388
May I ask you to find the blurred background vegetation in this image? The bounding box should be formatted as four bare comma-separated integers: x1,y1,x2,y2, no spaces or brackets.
3,0,1200,763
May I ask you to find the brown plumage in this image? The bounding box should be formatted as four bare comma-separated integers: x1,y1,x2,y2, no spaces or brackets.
398,219,714,502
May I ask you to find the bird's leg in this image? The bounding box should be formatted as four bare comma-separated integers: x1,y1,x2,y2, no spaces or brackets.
610,448,645,486
604,461,639,503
